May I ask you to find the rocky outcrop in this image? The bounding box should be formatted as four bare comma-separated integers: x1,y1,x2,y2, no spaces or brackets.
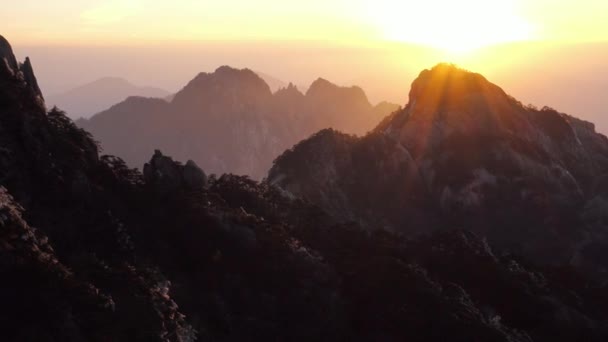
143,150,207,193
0,37,43,105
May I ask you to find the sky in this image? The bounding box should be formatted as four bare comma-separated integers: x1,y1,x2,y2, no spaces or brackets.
2,0,608,132
3,0,608,47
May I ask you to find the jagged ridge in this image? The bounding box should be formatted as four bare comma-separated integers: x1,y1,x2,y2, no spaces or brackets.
77,66,400,179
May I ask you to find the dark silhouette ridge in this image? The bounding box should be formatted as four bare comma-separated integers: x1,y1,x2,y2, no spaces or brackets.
1,35,608,341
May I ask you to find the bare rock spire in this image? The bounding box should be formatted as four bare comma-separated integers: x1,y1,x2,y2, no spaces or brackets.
0,35,19,77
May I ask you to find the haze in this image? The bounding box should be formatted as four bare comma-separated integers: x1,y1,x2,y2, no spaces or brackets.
3,0,608,132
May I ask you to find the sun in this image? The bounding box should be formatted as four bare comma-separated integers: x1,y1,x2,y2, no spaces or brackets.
366,0,535,55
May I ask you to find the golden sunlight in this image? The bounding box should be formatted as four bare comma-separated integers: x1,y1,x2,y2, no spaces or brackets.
366,0,536,55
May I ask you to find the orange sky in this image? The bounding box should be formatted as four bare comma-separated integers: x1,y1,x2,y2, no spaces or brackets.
3,0,607,49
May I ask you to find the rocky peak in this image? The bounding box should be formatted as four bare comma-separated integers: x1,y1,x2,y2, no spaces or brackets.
306,78,335,94
306,77,370,106
0,35,44,104
170,65,274,117
20,57,43,101
407,63,503,105
378,65,607,192
303,78,375,135
275,82,304,98
396,63,531,136
143,150,207,194
0,35,19,77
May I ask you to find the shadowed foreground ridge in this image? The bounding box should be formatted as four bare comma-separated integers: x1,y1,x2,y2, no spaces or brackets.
1,36,608,341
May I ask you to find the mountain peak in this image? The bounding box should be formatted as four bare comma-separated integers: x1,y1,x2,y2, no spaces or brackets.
408,63,508,112
186,65,268,87
20,57,43,100
378,63,537,146
306,78,370,105
172,65,273,107
306,78,365,97
307,77,334,91
217,65,251,73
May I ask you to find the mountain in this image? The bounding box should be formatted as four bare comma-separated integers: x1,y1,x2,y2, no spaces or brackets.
270,63,608,277
3,35,608,341
77,66,400,179
46,77,170,119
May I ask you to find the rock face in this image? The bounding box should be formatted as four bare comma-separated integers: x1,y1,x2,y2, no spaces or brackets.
270,63,608,276
77,66,400,179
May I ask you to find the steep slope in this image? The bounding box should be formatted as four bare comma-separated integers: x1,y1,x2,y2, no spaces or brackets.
77,67,399,179
47,77,170,119
270,64,608,275
3,36,608,341
0,35,192,341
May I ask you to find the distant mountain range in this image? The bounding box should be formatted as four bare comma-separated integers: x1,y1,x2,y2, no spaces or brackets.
46,77,171,119
77,66,400,179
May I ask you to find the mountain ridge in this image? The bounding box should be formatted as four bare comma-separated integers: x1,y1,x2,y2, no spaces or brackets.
77,65,400,179
46,77,171,119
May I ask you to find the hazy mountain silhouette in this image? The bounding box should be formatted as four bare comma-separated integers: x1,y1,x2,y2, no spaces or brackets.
46,77,170,119
3,34,608,341
270,63,608,277
77,66,399,179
